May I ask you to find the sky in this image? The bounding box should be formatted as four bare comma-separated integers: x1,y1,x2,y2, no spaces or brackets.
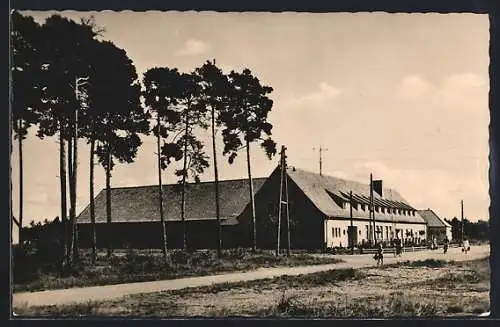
11,11,490,242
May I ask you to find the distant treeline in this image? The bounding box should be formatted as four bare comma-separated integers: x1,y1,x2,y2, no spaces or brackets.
444,217,489,241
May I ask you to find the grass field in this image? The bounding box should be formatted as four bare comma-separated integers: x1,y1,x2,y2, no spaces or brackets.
13,248,343,293
14,257,490,318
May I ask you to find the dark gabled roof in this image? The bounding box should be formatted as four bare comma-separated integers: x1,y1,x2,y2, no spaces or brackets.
77,178,267,224
286,167,426,224
417,209,451,228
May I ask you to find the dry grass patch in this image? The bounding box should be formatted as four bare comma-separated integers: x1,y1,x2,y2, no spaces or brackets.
14,248,343,292
14,257,490,318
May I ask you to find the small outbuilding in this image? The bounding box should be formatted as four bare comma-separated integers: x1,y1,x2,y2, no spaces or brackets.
417,209,452,242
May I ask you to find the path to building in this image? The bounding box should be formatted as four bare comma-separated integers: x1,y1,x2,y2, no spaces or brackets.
13,244,490,308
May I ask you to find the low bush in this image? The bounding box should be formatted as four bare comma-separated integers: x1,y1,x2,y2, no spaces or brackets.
14,248,342,292
170,250,189,265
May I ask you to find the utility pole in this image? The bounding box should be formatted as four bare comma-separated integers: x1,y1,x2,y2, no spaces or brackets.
461,200,464,242
313,146,328,176
211,58,222,257
370,173,377,246
349,191,354,255
285,152,291,256
276,145,290,256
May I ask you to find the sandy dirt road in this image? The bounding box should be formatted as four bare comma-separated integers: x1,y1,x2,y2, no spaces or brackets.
13,244,489,308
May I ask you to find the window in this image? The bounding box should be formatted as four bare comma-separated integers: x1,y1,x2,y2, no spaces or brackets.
375,206,380,213
381,207,385,213
398,209,402,215
327,191,346,209
333,228,342,238
360,204,366,211
343,229,346,235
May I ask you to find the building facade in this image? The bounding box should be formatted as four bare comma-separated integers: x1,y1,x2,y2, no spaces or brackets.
234,166,427,249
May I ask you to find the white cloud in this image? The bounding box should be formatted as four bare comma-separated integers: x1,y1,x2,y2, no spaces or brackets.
443,73,486,89
438,73,488,108
287,82,343,109
300,82,343,103
176,39,210,56
398,75,433,99
397,73,488,110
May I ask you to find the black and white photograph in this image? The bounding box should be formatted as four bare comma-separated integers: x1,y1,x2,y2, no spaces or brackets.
10,8,494,318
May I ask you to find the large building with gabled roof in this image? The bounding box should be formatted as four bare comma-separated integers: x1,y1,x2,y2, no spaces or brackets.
235,166,428,249
75,165,428,250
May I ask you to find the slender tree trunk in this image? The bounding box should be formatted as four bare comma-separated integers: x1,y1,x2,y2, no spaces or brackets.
66,133,74,265
106,145,112,258
157,116,168,263
17,119,23,244
181,114,189,251
246,141,257,251
89,137,97,264
71,107,79,262
59,122,68,269
211,107,222,257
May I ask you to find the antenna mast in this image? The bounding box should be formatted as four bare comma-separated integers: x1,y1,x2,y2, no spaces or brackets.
313,146,328,176
276,145,290,256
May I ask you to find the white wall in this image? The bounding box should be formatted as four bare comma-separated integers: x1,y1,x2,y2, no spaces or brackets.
446,226,453,241
325,219,427,248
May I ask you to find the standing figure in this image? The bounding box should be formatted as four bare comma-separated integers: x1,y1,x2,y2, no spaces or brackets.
462,238,470,254
395,238,402,257
432,236,438,250
375,243,384,265
443,236,449,254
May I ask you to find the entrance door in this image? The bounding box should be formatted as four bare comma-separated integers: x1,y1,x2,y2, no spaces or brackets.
348,226,358,247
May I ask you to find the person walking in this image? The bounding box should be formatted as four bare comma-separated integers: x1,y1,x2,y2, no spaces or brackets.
394,238,402,257
375,243,384,265
462,238,470,254
443,237,449,254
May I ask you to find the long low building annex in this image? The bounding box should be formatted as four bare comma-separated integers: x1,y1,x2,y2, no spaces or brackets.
76,178,267,249
76,165,428,250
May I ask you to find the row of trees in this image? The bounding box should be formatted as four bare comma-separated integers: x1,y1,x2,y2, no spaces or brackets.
444,217,489,241
11,11,277,270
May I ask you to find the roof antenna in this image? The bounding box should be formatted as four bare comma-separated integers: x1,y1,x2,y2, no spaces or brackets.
313,146,328,176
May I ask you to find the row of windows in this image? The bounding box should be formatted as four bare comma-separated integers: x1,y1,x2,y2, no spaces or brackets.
346,202,416,217
332,227,346,238
333,226,425,239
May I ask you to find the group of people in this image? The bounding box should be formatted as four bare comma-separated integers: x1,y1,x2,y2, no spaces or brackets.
372,236,470,266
